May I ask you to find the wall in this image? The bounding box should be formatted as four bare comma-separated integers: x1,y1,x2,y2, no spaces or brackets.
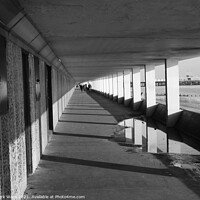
0,41,27,199
39,61,48,154
0,37,75,199
52,69,75,130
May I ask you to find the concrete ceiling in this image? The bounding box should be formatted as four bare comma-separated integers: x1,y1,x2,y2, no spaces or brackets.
17,0,200,82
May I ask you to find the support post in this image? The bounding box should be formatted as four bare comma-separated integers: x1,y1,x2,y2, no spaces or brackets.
117,72,124,104
132,67,142,110
124,69,132,106
113,74,118,102
165,59,182,127
109,75,113,99
145,64,157,117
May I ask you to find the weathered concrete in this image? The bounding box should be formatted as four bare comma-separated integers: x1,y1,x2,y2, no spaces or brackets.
14,0,200,83
24,90,200,200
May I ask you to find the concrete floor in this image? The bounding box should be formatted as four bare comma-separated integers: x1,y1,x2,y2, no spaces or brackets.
24,90,200,200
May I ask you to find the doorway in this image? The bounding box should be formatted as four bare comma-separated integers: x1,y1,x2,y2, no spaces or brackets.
45,64,53,140
22,50,32,176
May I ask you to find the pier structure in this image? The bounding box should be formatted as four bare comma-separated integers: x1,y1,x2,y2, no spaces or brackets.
0,1,200,199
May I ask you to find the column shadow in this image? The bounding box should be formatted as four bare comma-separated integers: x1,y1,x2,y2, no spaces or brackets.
41,155,172,177
87,92,142,122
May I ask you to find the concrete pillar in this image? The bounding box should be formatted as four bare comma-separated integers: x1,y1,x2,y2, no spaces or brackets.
109,75,113,99
132,67,142,110
167,128,181,153
117,71,124,104
125,128,133,143
134,119,143,145
147,126,157,153
99,78,101,93
145,64,156,117
157,130,167,153
165,59,182,127
124,69,131,106
103,77,106,95
106,76,109,97
100,78,103,93
142,121,147,152
98,79,101,92
113,74,118,102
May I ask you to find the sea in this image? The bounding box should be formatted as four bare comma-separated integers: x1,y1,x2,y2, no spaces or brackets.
156,85,200,97
155,85,200,113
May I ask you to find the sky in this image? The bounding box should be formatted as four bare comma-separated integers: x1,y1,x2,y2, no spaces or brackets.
155,57,200,80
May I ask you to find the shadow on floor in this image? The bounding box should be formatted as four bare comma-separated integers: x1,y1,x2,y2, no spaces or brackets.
65,108,105,110
58,119,117,125
62,113,112,116
41,154,172,177
53,132,112,139
87,91,142,122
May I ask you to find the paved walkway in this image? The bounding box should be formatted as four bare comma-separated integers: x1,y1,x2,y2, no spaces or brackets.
24,90,200,200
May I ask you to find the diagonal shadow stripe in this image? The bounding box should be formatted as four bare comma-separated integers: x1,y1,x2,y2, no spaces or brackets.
66,108,105,110
62,113,112,116
58,120,117,125
41,155,172,177
53,132,112,139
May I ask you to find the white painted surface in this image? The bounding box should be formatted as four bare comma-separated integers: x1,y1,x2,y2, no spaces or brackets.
109,75,113,95
113,74,118,97
165,59,182,127
132,67,142,110
157,130,167,153
145,64,156,116
124,69,131,100
147,127,157,153
118,72,124,99
165,59,180,114
134,120,143,145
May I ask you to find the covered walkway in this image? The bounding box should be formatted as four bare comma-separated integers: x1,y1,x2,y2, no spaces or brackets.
24,90,200,200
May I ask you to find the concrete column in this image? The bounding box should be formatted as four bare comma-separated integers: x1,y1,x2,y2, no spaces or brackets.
132,67,142,110
109,75,113,99
145,64,156,117
101,78,103,93
141,121,147,152
106,76,109,97
147,126,157,153
157,130,167,153
113,73,118,102
103,77,106,95
124,69,131,106
98,79,101,92
134,119,143,145
117,71,124,104
165,59,182,127
99,78,102,93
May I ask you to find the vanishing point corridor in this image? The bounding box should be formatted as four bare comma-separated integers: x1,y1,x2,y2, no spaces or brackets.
23,90,200,200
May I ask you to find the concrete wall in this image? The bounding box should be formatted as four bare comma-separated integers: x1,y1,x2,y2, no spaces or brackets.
0,41,27,199
0,37,75,199
28,54,41,173
39,61,48,154
52,70,75,130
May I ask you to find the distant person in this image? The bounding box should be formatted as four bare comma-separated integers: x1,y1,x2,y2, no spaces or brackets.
88,83,92,92
80,85,83,92
84,84,87,91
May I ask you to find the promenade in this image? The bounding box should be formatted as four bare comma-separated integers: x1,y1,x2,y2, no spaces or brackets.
24,90,200,200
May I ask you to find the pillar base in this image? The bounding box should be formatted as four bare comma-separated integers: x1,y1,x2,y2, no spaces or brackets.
118,97,124,104
124,98,132,107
